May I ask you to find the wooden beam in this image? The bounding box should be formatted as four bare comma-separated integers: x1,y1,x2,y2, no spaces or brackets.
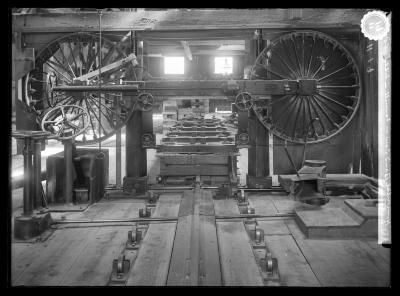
181,41,192,61
13,9,367,33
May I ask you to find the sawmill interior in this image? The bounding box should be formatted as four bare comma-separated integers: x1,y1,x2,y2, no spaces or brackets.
9,8,391,287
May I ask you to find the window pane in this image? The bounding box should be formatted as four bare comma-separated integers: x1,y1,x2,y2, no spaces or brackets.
215,57,233,74
164,57,184,74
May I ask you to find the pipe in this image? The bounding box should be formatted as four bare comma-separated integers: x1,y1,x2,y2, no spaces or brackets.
215,213,294,220
52,217,179,224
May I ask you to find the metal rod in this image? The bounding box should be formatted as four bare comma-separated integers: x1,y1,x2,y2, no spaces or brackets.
23,138,33,216
52,85,139,92
98,9,102,153
51,212,294,225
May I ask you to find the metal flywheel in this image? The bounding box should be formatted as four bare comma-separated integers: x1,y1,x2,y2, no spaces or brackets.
250,30,361,144
25,32,137,145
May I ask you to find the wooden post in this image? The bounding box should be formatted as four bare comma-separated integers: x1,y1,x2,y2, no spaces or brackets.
248,108,269,178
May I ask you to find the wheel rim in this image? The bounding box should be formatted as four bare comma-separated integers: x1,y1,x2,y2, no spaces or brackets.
250,30,361,144
25,32,137,145
41,105,90,140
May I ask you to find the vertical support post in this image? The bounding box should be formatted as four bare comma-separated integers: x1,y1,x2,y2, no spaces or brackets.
126,110,147,177
22,137,33,216
33,140,42,208
115,89,122,188
248,109,270,177
63,139,74,204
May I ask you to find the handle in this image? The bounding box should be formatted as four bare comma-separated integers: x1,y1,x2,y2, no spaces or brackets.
284,140,301,179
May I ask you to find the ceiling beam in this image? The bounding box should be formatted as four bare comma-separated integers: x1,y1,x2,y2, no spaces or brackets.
181,41,193,61
13,9,366,33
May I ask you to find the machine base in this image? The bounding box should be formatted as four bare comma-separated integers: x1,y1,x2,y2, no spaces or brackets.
14,212,52,240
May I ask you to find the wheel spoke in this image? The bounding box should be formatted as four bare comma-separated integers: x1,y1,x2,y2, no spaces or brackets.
317,62,351,82
306,35,316,77
273,95,298,125
314,94,343,120
58,43,76,78
281,96,301,132
311,96,337,128
67,39,79,74
44,61,73,83
290,35,303,77
280,39,301,77
308,96,327,133
316,92,351,111
268,94,292,106
84,99,98,139
291,96,303,138
273,50,298,79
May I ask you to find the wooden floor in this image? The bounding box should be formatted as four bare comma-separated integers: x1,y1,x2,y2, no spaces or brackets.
11,192,390,287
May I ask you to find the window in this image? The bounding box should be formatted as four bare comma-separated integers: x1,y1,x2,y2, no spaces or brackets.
214,57,233,75
164,57,184,74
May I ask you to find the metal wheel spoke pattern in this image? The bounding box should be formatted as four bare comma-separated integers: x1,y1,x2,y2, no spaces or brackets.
250,31,361,144
41,105,89,140
25,32,137,145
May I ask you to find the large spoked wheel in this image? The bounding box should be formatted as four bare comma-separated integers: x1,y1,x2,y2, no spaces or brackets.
41,105,90,140
25,32,137,144
251,30,361,144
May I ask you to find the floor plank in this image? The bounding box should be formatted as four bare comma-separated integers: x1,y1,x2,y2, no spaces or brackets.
213,199,239,216
152,194,181,218
286,219,390,287
265,235,321,286
59,226,131,286
167,189,221,286
217,221,264,286
13,227,99,286
247,195,278,215
126,223,177,286
257,220,291,235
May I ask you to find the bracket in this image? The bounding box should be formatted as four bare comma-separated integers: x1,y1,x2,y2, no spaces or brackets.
139,205,152,218
126,224,149,250
109,254,131,284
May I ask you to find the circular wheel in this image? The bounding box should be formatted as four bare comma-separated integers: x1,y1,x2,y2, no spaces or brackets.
235,92,253,111
137,93,154,111
25,32,137,144
41,105,89,140
251,31,361,144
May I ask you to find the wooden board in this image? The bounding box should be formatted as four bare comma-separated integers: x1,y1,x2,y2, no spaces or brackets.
59,226,131,286
152,193,181,218
256,220,291,235
217,221,264,286
13,228,101,286
160,164,229,176
160,154,229,165
167,189,221,286
213,199,239,216
285,219,390,286
265,235,321,286
247,195,278,215
126,223,177,286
